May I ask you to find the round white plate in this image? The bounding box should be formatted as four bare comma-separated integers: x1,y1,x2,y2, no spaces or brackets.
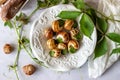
30,4,97,71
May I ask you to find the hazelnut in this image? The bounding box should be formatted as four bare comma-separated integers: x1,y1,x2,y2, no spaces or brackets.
50,48,61,58
52,20,63,32
44,28,53,39
47,39,56,50
64,19,74,30
23,64,36,75
3,44,13,54
56,31,69,43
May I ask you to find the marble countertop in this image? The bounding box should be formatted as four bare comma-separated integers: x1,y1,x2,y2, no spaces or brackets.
0,0,120,80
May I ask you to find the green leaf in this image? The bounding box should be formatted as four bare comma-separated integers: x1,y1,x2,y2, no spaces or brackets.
69,46,77,53
94,38,108,59
74,32,83,40
49,51,55,57
86,8,96,24
21,37,30,45
16,12,29,24
111,48,120,55
4,20,13,29
97,17,108,33
57,11,81,19
61,49,68,55
80,13,94,38
72,0,85,10
37,0,47,9
107,33,120,43
62,0,69,4
56,38,63,43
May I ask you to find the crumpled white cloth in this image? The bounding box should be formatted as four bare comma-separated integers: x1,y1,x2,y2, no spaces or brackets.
88,0,120,78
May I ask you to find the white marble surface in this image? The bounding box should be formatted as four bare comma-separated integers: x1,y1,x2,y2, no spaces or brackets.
0,0,120,80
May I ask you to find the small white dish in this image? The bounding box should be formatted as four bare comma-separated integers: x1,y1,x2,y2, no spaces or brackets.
30,4,97,71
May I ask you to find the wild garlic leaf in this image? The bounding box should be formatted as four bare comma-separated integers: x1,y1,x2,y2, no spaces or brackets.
86,8,96,24
96,17,108,33
94,37,108,59
111,48,120,55
107,33,120,43
80,13,94,38
72,0,85,10
49,51,55,57
57,11,81,19
69,46,77,53
62,0,69,4
4,20,13,29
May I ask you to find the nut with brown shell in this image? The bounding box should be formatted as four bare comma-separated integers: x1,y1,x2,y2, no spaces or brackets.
49,48,61,58
3,44,13,54
47,39,56,50
64,19,74,30
68,40,79,53
52,20,64,32
56,31,69,43
23,64,36,75
44,28,53,39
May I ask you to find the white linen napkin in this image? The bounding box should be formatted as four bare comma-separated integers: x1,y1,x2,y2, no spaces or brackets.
88,0,120,78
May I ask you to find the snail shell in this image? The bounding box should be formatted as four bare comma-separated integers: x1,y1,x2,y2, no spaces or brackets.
52,20,63,32
57,43,67,50
68,40,79,50
52,48,61,58
44,28,53,39
64,19,74,30
47,39,56,50
56,31,70,43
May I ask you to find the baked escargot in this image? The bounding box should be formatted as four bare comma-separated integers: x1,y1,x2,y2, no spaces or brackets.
47,39,56,50
68,40,79,53
56,31,69,43
57,43,67,55
49,48,61,58
52,19,64,32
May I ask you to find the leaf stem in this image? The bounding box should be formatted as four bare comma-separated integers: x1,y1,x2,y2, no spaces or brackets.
85,3,120,22
28,7,39,19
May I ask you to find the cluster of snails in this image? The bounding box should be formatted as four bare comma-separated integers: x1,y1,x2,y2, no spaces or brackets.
44,19,82,58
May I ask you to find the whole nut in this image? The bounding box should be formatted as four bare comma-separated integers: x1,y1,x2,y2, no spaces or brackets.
44,28,53,39
23,64,36,75
3,44,13,54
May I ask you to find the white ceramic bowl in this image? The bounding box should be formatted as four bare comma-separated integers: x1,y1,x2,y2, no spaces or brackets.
30,4,97,71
